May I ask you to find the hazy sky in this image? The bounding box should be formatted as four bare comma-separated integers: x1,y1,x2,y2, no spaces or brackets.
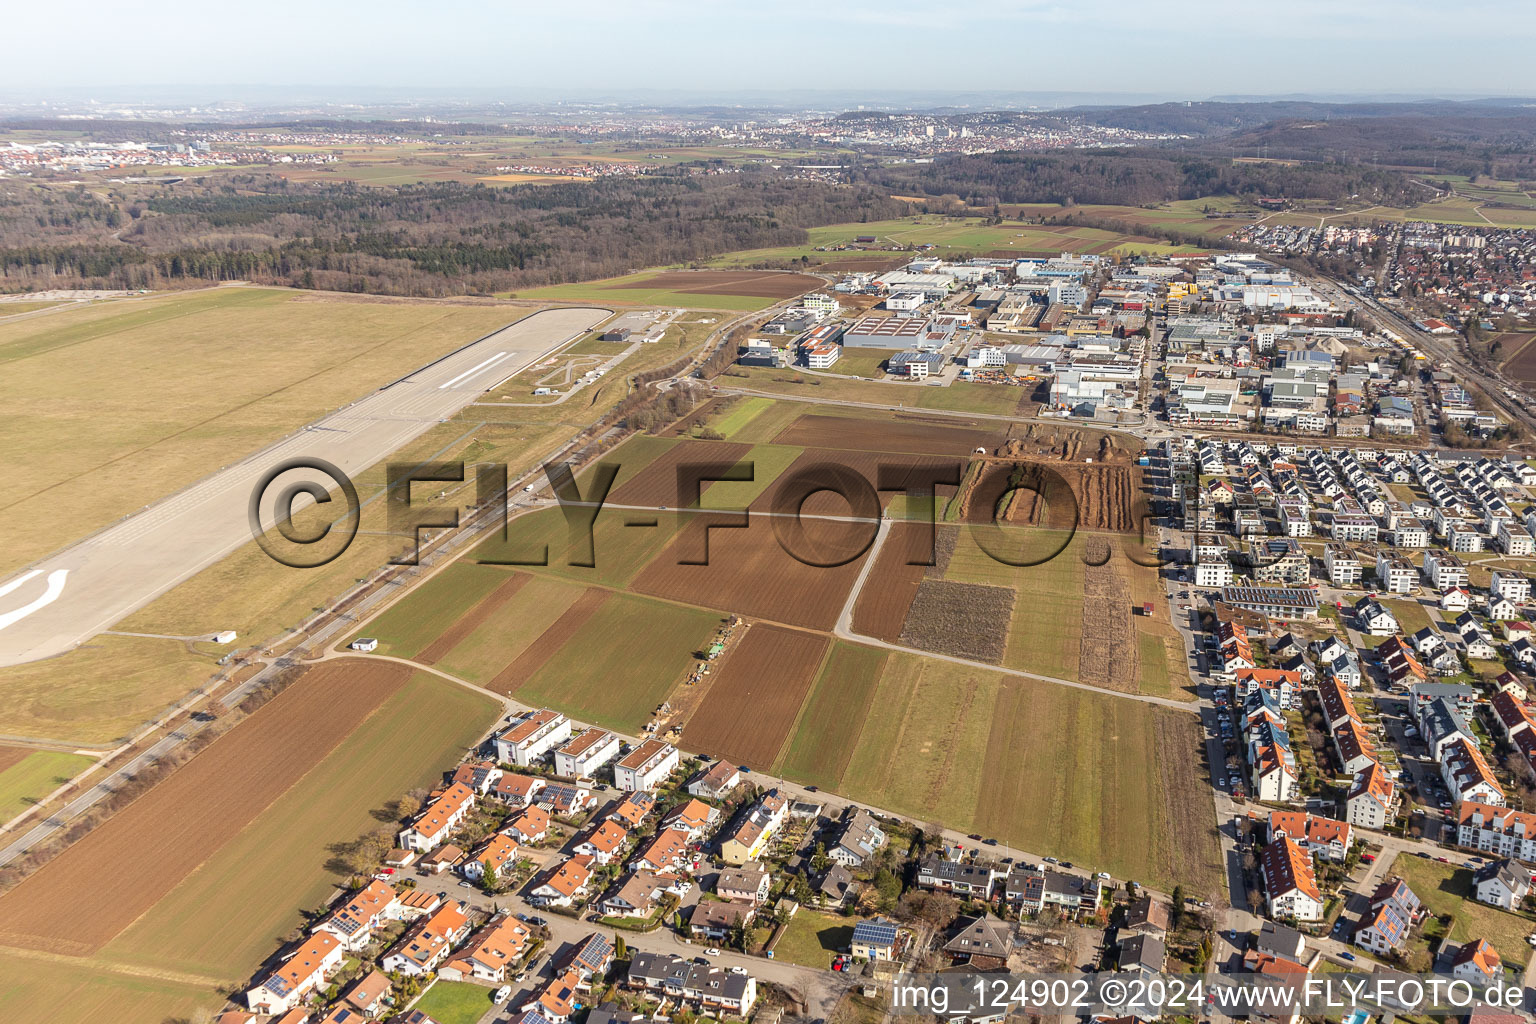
8,0,1536,101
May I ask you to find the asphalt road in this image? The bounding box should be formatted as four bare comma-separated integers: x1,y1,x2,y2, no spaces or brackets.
0,306,611,667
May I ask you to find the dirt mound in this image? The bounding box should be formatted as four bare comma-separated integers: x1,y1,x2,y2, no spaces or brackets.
994,460,1140,533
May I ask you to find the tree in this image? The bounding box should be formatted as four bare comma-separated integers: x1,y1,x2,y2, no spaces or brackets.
480,864,498,895
811,843,831,875
872,869,902,912
615,934,628,960
1246,889,1264,914
1170,885,1185,929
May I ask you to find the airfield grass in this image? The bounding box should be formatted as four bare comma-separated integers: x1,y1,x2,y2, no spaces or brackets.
0,301,65,315
0,751,97,822
100,670,498,979
511,270,788,311
1390,855,1532,968
513,594,722,733
0,635,217,745
413,980,499,1024
0,286,533,575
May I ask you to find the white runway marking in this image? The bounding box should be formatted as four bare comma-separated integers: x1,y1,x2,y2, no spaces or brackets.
438,351,509,389
0,569,68,631
0,569,43,600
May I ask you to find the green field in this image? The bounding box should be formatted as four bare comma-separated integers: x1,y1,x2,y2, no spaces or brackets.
512,270,795,311
808,651,1220,893
101,670,499,979
0,750,96,822
1390,855,1533,968
724,367,1028,417
0,953,219,1024
431,574,591,684
776,643,890,789
473,505,683,589
514,594,722,732
355,561,515,658
710,397,774,438
702,213,1207,268
772,910,855,968
411,980,499,1024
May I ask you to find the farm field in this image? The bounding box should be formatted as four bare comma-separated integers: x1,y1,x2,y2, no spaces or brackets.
808,652,1219,892
101,668,497,979
1390,854,1533,967
0,953,220,1024
513,269,820,311
0,286,535,575
352,561,517,659
630,514,872,630
1500,334,1536,385
473,505,683,590
771,411,1005,457
682,625,829,769
0,749,96,823
702,213,1207,269
0,659,420,955
726,367,1031,417
427,574,591,685
511,593,723,732
775,642,889,790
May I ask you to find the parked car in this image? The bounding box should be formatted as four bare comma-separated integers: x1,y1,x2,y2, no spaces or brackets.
704,948,721,957
1339,952,1356,962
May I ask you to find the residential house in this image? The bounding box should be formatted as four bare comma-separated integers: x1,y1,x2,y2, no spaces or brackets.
613,740,679,792
553,729,621,780
531,855,595,908
495,709,572,767
493,773,546,808
1460,801,1536,862
850,917,900,961
1117,933,1167,975
1451,939,1503,985
397,782,475,853
247,931,345,1015
1442,737,1506,807
917,854,1004,898
1473,860,1529,911
626,952,758,1015
828,808,887,868
1354,878,1421,956
662,798,719,840
944,915,1012,969
1345,762,1397,830
690,900,754,942
719,791,788,865
1123,896,1170,938
1261,837,1324,921
573,820,629,866
381,902,471,976
341,971,394,1019
439,916,532,983
633,827,691,874
1268,812,1352,863
314,879,400,952
687,761,742,800
463,834,520,883
716,863,771,904
609,792,657,830
504,805,552,845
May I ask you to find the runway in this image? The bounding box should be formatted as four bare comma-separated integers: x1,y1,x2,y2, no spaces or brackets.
0,305,611,667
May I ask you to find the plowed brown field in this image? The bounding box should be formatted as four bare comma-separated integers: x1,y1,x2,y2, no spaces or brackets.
683,625,828,769
0,659,414,955
486,588,610,696
612,271,821,299
609,440,753,508
851,523,933,641
0,744,30,773
631,518,869,629
417,573,529,665
772,413,1004,457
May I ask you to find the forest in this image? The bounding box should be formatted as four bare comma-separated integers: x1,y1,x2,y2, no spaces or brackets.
0,171,909,296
